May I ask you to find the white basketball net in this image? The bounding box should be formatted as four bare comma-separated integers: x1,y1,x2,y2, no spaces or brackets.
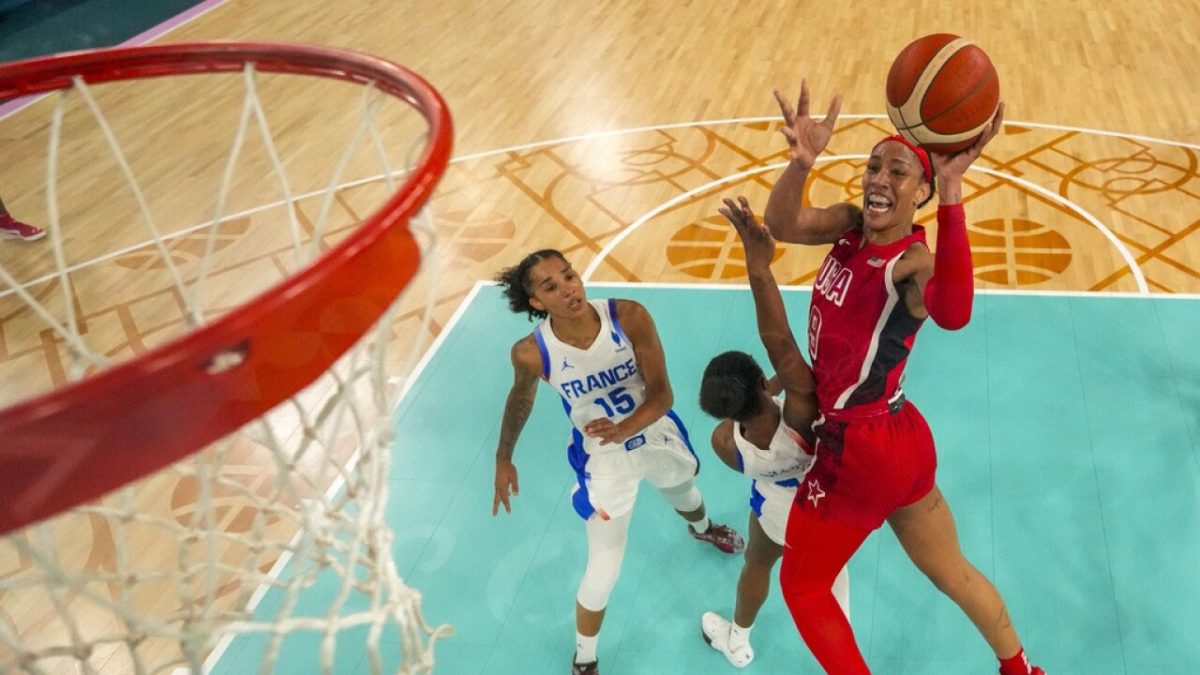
0,62,451,674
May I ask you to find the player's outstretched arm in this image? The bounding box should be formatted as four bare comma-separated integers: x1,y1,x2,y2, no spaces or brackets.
719,197,817,405
584,300,673,445
493,338,541,515
763,79,858,245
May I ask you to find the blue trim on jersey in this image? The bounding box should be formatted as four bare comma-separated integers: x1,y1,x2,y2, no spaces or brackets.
608,298,631,347
665,409,699,470
751,478,799,517
735,449,745,474
532,327,551,380
749,480,765,517
567,429,595,520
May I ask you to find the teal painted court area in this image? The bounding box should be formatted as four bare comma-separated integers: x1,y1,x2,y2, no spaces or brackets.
218,284,1200,674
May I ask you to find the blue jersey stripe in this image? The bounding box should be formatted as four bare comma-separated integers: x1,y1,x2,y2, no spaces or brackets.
664,409,699,471
566,428,594,520
532,326,551,380
608,298,630,345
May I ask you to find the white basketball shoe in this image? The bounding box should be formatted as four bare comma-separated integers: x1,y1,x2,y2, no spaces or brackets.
700,611,754,668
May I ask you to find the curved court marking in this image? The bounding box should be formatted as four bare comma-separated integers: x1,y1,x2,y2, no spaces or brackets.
971,166,1148,293
581,158,1149,295
578,158,803,280
451,114,1200,163
0,115,1177,300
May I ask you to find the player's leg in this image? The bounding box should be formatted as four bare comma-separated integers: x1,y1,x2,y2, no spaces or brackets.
655,478,744,553
779,500,873,674
648,413,745,553
701,512,781,667
887,485,1043,675
0,195,44,241
734,513,783,628
574,509,633,673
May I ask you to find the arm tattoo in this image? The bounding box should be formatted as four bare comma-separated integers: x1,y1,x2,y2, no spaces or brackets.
496,370,538,461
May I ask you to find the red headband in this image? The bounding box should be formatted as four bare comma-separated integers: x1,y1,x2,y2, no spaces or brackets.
873,134,933,183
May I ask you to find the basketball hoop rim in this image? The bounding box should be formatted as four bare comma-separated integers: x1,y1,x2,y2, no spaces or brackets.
0,42,453,535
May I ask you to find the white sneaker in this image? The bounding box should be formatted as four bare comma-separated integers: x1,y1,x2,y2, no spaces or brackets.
700,611,754,668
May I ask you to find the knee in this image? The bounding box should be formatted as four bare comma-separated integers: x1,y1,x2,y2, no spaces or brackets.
577,556,622,611
778,554,821,607
658,479,702,513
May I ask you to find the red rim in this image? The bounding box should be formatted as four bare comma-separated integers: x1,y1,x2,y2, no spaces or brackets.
0,42,453,535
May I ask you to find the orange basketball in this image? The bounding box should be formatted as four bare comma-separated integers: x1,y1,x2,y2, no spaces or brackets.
885,33,1000,154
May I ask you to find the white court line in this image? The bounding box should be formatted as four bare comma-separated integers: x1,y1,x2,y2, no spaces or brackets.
580,159,803,280
1,114,1188,300
581,157,1149,295
971,166,1148,293
201,267,1195,667
583,280,1200,301
450,114,1200,162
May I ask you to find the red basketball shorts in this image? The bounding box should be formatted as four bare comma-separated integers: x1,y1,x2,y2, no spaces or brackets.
795,400,938,530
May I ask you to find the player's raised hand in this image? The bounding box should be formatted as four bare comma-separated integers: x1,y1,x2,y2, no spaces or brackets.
719,196,775,270
931,101,1005,182
492,460,520,515
774,78,842,170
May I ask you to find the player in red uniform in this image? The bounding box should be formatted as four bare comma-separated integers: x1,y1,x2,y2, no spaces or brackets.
748,79,1044,675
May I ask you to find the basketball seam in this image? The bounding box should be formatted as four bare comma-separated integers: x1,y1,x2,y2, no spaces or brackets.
917,65,997,132
897,38,970,127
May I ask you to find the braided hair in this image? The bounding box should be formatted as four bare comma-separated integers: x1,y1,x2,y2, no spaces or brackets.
496,249,568,321
699,350,766,422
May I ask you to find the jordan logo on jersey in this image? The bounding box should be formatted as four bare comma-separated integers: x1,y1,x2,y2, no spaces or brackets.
561,357,574,371
610,330,627,352
814,256,852,306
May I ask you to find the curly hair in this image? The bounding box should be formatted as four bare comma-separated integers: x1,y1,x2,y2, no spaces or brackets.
496,249,567,321
699,350,766,422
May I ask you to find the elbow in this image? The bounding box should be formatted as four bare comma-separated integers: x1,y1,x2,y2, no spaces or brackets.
922,280,973,331
926,300,974,329
929,307,971,331
762,212,788,239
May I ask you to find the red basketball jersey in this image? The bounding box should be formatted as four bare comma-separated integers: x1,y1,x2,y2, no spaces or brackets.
808,226,927,412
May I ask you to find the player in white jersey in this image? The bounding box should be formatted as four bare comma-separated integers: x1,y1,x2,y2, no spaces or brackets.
694,197,850,668
699,352,850,668
492,249,745,675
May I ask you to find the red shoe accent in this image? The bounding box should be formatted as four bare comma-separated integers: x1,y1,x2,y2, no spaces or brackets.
0,214,45,241
690,522,745,554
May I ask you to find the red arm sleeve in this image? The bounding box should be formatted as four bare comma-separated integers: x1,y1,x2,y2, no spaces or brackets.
922,203,974,330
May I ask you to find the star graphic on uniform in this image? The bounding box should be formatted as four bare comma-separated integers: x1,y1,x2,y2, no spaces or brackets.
806,479,826,507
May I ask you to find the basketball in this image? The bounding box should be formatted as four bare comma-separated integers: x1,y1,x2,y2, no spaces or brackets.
885,33,1000,154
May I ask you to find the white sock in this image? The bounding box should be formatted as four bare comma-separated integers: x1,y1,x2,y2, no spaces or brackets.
575,632,598,664
729,621,752,649
689,515,711,534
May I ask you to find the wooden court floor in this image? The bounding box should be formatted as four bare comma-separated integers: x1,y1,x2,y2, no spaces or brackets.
1,1,1198,673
